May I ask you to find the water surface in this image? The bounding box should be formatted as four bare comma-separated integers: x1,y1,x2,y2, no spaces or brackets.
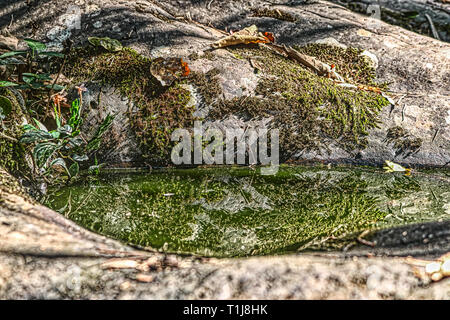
45,166,450,257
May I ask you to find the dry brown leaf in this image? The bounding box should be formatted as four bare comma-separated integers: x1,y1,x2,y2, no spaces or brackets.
211,25,273,49
150,57,190,86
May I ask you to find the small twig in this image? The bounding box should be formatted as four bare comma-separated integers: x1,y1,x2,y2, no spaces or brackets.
0,131,18,142
47,52,68,108
401,104,407,121
431,128,439,144
207,0,214,10
390,94,406,116
357,230,375,247
424,13,440,40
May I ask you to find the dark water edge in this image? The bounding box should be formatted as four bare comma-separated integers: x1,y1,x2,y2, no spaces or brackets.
44,166,450,258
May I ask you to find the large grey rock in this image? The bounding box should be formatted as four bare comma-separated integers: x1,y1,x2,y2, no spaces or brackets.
2,0,447,168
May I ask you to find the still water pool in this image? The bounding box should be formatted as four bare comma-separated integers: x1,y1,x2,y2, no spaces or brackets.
45,166,450,257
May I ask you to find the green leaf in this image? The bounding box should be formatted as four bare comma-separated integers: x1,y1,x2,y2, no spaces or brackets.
45,84,65,91
68,162,79,177
88,37,123,52
0,81,19,87
0,96,13,117
39,51,64,58
33,142,58,168
0,57,26,65
50,131,60,139
65,136,83,149
57,125,72,138
23,75,34,84
0,51,27,59
30,81,44,89
24,39,46,52
22,72,39,77
22,124,37,132
73,154,89,162
68,98,81,131
37,73,53,81
33,118,48,132
50,157,70,176
88,163,105,174
20,129,54,144
86,114,115,151
54,105,61,128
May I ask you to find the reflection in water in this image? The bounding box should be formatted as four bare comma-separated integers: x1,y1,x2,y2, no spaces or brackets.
44,167,450,257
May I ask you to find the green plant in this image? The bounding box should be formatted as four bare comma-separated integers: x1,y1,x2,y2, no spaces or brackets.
19,92,114,179
0,39,64,91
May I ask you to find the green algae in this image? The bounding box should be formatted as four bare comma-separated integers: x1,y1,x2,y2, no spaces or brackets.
44,166,450,257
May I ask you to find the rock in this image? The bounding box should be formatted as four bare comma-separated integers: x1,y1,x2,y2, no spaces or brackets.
0,35,18,50
314,37,347,49
43,0,448,168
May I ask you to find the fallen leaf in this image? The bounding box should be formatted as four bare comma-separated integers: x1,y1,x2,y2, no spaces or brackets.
150,57,190,86
211,25,273,49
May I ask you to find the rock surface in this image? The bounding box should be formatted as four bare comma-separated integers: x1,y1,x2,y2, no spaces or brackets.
0,0,449,299
0,0,449,167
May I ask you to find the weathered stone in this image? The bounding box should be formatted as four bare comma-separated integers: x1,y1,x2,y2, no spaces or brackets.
0,0,449,300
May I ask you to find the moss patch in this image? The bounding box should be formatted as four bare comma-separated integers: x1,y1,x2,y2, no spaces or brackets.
187,68,222,107
252,8,296,22
294,44,383,87
63,46,197,164
209,44,389,159
0,89,29,175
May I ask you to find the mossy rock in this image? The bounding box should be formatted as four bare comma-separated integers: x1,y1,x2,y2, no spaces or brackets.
63,46,198,165
209,44,390,160
62,43,389,165
0,88,30,175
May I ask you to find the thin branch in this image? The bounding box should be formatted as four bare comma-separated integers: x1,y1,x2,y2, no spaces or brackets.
0,131,18,142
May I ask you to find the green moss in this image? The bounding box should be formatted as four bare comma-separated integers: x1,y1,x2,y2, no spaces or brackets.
63,46,196,164
187,68,222,107
252,8,296,22
294,43,383,87
208,44,389,159
62,43,389,164
0,89,29,175
132,84,196,163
